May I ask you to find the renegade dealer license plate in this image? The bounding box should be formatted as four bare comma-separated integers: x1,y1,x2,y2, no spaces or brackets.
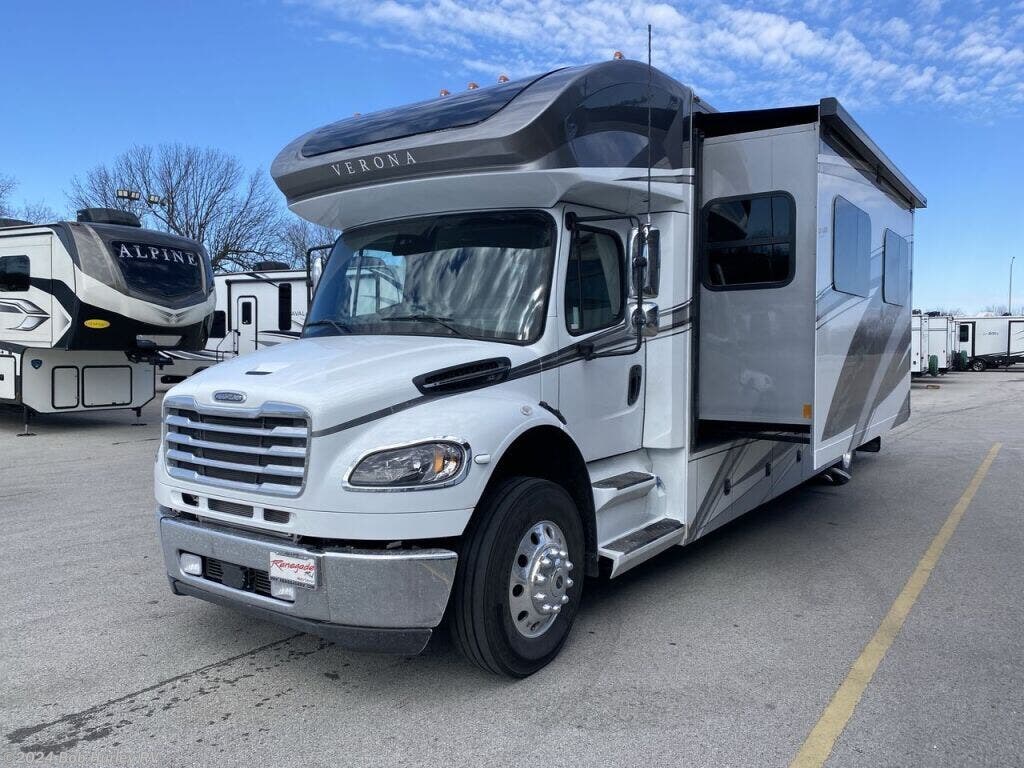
269,552,317,588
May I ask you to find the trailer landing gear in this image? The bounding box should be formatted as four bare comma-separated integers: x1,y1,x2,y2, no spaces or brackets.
16,405,36,437
131,407,146,427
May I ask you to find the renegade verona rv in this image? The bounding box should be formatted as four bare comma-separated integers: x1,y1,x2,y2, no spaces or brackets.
1,209,214,417
155,60,925,676
163,265,309,383
957,315,1024,370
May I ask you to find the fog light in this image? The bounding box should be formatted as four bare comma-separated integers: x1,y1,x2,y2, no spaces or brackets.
180,552,203,576
270,580,296,602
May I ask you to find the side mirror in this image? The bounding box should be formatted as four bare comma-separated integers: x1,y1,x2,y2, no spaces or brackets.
632,302,660,337
310,255,325,291
629,226,661,298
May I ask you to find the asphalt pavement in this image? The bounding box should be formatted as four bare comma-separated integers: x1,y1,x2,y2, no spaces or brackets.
1,370,1021,767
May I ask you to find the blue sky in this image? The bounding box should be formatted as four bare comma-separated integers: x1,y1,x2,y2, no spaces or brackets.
3,0,1023,311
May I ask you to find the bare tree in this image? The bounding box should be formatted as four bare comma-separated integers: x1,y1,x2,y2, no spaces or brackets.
279,215,338,273
982,304,1010,316
928,306,966,317
68,144,283,270
0,174,57,223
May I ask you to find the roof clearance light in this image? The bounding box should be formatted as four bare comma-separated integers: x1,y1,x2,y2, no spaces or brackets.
613,50,625,60
467,82,479,90
439,88,450,96
498,74,509,83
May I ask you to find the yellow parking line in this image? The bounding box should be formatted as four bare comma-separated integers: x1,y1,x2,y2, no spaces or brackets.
790,442,1003,768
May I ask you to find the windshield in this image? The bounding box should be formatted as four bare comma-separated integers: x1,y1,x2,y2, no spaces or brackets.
304,211,555,344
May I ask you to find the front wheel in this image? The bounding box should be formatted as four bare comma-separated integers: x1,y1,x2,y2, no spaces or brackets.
971,358,986,372
450,477,585,677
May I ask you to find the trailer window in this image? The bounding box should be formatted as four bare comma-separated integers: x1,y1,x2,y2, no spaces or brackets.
209,310,226,338
883,230,910,306
241,301,253,325
833,197,871,297
702,193,794,289
959,324,970,343
278,283,293,331
0,255,30,292
565,228,625,335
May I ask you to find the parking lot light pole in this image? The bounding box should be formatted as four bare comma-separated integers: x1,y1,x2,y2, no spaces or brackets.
1010,256,1016,316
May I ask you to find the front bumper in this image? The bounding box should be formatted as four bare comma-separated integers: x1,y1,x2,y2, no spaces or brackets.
159,512,458,655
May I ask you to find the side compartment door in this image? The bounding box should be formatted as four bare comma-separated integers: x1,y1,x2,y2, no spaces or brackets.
236,296,257,355
0,234,53,346
555,216,644,461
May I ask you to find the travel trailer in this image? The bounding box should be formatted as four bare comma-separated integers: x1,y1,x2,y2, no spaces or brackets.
154,59,924,676
957,315,1024,370
162,265,310,383
911,312,927,375
924,312,951,373
1,209,214,420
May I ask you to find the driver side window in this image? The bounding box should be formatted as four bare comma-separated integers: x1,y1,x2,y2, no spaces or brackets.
565,229,624,335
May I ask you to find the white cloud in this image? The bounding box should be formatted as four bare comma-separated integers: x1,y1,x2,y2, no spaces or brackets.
295,0,1024,114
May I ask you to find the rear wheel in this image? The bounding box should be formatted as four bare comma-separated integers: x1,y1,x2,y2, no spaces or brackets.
450,476,585,677
971,358,986,372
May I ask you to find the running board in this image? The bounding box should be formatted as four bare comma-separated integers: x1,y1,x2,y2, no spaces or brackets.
598,518,685,578
591,471,657,514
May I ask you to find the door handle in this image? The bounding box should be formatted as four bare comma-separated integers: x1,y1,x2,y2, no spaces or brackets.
627,364,642,405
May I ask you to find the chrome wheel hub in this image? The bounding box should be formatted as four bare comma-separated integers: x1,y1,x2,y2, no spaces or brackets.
509,520,574,638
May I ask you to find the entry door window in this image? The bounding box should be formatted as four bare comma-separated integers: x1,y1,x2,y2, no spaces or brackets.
565,229,624,335
241,301,253,325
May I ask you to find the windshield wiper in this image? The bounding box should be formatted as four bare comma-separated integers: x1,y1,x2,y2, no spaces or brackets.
305,318,352,335
384,314,473,340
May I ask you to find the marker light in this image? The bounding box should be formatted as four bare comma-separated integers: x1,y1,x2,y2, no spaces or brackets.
348,441,467,489
270,580,297,601
613,50,625,60
439,88,450,96
467,82,479,90
498,74,510,83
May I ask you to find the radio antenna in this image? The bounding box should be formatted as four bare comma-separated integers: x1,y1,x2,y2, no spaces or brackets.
646,23,653,226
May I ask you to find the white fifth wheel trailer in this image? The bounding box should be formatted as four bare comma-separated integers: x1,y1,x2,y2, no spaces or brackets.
1,209,214,420
911,312,926,375
162,265,310,383
957,315,1024,370
154,59,925,676
924,312,950,373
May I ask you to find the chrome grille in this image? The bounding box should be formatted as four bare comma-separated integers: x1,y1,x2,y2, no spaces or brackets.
164,397,309,496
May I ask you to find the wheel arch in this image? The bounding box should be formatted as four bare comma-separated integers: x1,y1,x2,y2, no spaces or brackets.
480,426,598,577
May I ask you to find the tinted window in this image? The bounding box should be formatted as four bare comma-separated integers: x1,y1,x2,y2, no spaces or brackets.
703,193,794,289
209,310,226,338
241,301,253,325
883,229,910,306
565,229,624,335
566,84,683,168
278,283,293,331
959,324,970,342
0,254,30,292
111,241,204,300
301,75,539,158
833,197,871,297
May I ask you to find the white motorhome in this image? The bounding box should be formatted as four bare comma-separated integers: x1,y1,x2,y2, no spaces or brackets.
911,312,927,375
154,60,925,676
162,265,309,383
957,315,1024,370
0,209,214,420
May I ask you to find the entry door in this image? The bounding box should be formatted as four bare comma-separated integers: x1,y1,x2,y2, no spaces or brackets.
1010,321,1024,358
958,322,974,358
555,220,645,462
236,296,257,355
0,235,52,346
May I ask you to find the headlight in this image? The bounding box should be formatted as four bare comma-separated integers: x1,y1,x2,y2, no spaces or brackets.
348,441,468,489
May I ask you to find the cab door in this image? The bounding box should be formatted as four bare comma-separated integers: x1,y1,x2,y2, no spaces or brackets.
555,217,645,461
0,234,53,346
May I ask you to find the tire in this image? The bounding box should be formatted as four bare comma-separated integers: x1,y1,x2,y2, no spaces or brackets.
971,359,986,372
450,476,585,677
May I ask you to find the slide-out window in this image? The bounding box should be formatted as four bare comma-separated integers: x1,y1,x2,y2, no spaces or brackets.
209,310,226,338
278,283,293,331
702,192,794,290
0,255,30,292
883,229,910,305
833,197,871,297
565,228,624,335
959,324,970,343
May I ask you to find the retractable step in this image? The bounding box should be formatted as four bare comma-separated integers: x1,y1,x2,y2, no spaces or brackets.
598,517,685,578
591,471,657,514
